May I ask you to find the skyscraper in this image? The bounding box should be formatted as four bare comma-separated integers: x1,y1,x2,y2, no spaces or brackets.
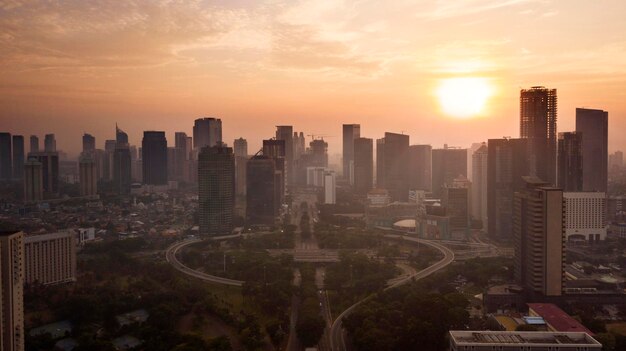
442,179,470,235
44,133,56,152
408,145,432,192
173,132,190,182
324,170,337,204
234,137,247,158
381,132,410,201
431,146,467,197
576,107,608,192
12,135,24,180
198,145,235,235
79,156,97,197
27,152,59,196
234,138,248,197
376,138,385,188
114,125,132,194
471,143,488,226
246,156,277,227
23,158,43,202
276,126,294,186
82,133,96,153
193,117,222,149
513,177,564,297
353,137,373,195
263,139,286,207
487,138,529,241
142,131,168,185
520,86,557,185
0,230,25,351
342,124,360,184
29,135,39,153
557,132,583,192
0,132,12,180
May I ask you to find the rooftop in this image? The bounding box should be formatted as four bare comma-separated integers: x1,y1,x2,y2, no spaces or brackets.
450,331,601,346
528,303,593,335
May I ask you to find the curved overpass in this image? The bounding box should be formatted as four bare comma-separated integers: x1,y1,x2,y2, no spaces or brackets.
165,238,245,287
329,236,455,351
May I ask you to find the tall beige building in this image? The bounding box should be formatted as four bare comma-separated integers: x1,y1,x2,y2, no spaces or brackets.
24,232,76,286
0,231,24,351
79,156,97,197
513,177,565,297
23,158,43,202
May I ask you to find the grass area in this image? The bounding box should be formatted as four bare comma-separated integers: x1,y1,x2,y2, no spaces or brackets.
607,322,626,336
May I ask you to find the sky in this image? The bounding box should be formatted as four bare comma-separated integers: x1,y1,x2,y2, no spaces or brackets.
1,0,626,157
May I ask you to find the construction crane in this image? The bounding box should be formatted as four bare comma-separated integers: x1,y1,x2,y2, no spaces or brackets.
307,134,334,141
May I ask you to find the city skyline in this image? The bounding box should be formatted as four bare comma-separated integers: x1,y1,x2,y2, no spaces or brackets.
2,1,626,155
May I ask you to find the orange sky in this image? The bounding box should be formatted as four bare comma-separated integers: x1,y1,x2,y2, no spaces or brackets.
1,0,626,156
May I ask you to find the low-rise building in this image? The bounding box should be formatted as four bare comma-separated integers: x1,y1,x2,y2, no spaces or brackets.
527,303,594,335
564,192,607,242
449,331,601,351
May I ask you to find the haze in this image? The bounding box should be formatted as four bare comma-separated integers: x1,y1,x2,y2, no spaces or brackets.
2,0,626,155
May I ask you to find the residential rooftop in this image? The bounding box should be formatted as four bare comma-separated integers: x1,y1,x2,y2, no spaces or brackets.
450,331,601,346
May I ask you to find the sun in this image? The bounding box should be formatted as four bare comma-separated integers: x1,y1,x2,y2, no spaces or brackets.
436,77,493,119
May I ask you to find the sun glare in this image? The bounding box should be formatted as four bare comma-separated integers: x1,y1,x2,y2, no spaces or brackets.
436,77,493,119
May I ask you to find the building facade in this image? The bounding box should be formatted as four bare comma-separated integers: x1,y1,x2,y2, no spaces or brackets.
432,146,467,198
342,124,360,184
353,137,373,195
198,145,235,235
12,135,24,180
557,132,583,192
520,86,557,185
0,231,25,351
79,156,97,197
142,131,168,185
24,232,77,286
193,117,222,149
471,143,488,226
408,144,432,192
24,158,44,202
381,132,410,202
563,192,607,242
576,108,608,192
246,156,277,227
449,331,601,351
0,132,11,180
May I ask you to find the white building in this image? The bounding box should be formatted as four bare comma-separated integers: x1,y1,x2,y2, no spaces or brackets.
449,331,601,351
324,171,336,204
24,232,77,286
306,167,327,187
564,192,607,242
367,188,390,207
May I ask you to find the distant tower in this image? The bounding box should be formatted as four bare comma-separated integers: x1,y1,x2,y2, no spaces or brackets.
431,146,467,197
520,86,557,185
408,145,432,192
82,133,96,153
557,132,583,192
342,124,360,184
376,138,385,188
12,135,24,180
263,139,286,207
29,135,39,153
471,143,488,226
276,126,294,186
0,230,25,351
0,132,12,180
234,138,248,197
79,156,97,197
193,117,222,149
44,133,56,152
324,170,337,204
246,156,277,227
114,125,132,194
142,131,168,185
198,145,235,235
23,158,43,202
27,152,59,196
514,177,564,297
353,138,373,195
576,108,608,192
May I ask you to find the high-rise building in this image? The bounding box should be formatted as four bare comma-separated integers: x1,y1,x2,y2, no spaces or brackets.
431,146,467,197
198,145,235,235
564,192,607,243
27,152,59,196
172,132,190,182
408,145,432,192
142,131,168,185
342,124,360,184
576,108,608,192
24,232,76,286
513,177,564,297
609,151,623,171
23,158,43,202
0,230,25,351
193,117,222,149
44,133,56,152
103,139,116,181
263,139,286,204
12,135,24,180
487,138,529,241
520,86,557,185
113,125,132,194
0,132,12,180
557,132,583,192
381,132,410,201
79,156,97,197
376,138,385,188
442,180,470,234
29,135,39,153
246,156,277,227
471,143,488,226
309,139,329,168
234,138,248,197
354,138,373,195
82,133,95,153
324,170,337,204
276,126,294,186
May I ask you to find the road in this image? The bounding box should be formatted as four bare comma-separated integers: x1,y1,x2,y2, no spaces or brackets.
329,236,456,351
165,238,245,287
